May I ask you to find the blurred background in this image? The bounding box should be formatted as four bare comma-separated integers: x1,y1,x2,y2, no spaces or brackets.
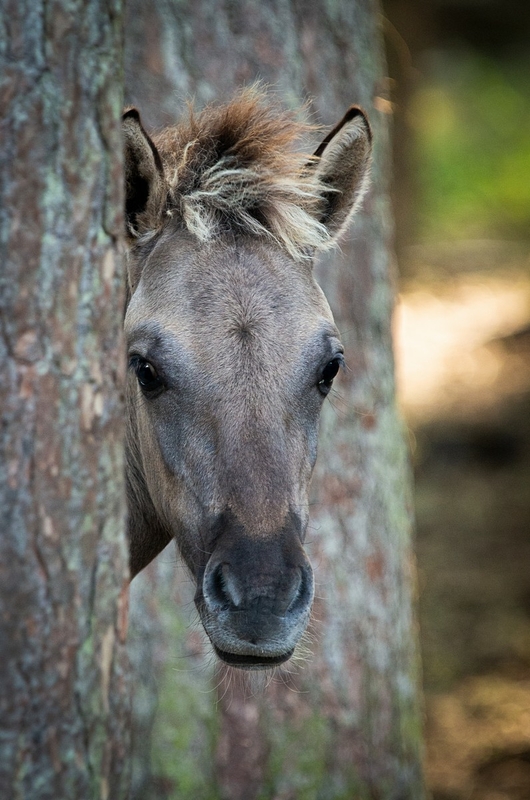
385,0,530,797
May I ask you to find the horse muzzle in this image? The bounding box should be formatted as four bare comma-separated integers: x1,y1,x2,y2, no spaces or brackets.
195,516,314,669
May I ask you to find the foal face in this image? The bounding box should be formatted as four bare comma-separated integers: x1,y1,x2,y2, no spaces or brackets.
122,89,372,668
125,232,343,667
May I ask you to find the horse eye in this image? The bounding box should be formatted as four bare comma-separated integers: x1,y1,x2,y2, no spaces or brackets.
318,358,342,396
134,359,163,393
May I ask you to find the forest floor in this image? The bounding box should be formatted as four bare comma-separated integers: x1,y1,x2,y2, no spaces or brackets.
395,241,530,800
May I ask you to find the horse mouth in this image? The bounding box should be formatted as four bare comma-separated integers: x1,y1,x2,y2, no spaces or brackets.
213,645,295,670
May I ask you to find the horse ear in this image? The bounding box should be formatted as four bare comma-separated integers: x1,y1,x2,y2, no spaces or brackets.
311,106,372,240
122,108,166,240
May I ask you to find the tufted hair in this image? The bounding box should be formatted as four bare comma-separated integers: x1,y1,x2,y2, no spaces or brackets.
148,88,334,260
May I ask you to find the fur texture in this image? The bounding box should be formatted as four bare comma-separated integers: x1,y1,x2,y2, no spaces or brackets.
147,88,334,260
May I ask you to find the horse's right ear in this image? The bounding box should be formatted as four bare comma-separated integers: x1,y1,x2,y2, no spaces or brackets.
122,108,166,240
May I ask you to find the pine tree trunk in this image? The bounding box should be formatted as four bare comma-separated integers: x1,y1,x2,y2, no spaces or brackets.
0,1,130,798
125,1,425,797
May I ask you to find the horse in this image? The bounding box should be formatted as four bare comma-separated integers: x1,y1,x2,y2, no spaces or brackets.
122,88,372,670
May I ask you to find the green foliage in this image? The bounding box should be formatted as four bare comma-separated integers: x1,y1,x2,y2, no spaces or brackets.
149,609,219,799
258,699,374,800
412,48,530,242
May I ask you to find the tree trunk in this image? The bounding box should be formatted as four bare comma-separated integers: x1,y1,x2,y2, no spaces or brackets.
0,1,129,798
125,1,424,797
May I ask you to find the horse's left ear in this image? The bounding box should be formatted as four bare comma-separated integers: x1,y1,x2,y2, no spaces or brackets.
311,106,372,240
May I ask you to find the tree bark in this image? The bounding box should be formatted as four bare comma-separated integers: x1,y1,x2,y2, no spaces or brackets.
125,1,424,798
0,1,129,798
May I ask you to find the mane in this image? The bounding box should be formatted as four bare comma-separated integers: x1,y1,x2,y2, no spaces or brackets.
151,88,333,260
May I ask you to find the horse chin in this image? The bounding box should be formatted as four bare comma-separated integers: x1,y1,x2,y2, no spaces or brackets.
213,645,295,671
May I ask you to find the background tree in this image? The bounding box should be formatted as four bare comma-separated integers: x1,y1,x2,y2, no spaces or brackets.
0,1,129,797
125,1,425,799
381,2,530,797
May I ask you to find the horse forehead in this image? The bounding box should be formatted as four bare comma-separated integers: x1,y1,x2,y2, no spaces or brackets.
140,235,332,338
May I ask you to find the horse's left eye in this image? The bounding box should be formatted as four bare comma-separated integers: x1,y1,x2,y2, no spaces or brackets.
133,358,164,393
318,357,342,396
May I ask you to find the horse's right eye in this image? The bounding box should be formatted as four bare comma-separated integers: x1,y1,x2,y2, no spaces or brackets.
132,358,164,393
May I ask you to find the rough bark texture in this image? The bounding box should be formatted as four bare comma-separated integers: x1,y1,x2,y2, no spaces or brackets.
0,1,129,798
125,1,424,798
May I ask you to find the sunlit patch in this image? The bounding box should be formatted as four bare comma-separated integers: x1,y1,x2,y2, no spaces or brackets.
394,269,530,421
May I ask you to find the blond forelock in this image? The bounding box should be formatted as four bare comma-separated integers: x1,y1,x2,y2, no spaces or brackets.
150,88,333,260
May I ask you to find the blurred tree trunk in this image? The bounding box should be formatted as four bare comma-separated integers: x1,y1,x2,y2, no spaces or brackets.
381,0,434,263
125,1,425,798
0,1,130,798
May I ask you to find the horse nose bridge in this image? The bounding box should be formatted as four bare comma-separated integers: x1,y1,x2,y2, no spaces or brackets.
218,415,300,510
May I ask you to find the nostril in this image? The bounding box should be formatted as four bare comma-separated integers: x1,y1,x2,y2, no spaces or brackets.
204,562,241,611
285,569,303,611
287,566,314,614
207,564,230,609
